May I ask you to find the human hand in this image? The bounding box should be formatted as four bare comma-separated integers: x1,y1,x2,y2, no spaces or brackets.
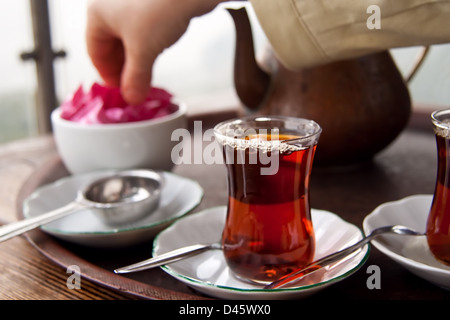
86,0,225,105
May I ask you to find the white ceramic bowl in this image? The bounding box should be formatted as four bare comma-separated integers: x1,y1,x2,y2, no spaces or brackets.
51,103,186,174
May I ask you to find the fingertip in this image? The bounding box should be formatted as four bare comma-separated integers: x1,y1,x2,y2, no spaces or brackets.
122,85,149,105
120,43,158,105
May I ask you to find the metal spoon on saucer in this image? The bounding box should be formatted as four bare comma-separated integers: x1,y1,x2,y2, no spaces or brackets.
0,169,162,243
264,225,424,289
114,225,424,277
114,242,222,274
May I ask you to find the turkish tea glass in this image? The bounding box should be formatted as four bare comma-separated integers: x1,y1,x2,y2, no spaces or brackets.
214,116,321,283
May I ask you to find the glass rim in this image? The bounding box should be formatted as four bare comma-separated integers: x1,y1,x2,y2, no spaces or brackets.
431,108,450,130
213,115,322,143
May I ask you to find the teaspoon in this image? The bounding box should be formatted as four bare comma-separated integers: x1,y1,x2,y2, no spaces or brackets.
264,225,424,289
0,169,162,243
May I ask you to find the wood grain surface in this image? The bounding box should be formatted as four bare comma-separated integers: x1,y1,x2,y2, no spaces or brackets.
0,135,132,299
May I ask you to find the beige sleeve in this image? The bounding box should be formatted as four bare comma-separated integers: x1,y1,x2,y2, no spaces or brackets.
249,0,450,69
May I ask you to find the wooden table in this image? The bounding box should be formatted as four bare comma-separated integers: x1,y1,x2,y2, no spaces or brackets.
0,110,449,300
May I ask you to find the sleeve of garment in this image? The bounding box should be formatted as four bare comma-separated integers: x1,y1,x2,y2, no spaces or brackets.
249,0,450,70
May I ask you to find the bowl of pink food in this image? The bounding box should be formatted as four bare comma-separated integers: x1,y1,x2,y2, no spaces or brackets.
51,83,186,174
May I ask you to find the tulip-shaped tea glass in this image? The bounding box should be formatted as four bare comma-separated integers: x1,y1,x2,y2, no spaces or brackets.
428,109,450,265
214,116,322,284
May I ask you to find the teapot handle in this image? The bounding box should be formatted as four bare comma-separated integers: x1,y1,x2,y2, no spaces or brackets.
404,46,430,83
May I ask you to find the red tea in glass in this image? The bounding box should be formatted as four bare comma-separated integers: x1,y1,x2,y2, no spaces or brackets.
214,116,321,283
427,109,450,265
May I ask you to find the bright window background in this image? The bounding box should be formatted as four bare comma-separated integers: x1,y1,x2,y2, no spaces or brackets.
0,0,449,144
0,0,38,143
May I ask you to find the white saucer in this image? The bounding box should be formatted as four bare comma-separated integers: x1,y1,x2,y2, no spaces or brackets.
23,170,203,248
153,206,369,300
363,194,450,290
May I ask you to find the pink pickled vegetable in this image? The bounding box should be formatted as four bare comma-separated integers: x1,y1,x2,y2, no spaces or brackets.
60,83,177,124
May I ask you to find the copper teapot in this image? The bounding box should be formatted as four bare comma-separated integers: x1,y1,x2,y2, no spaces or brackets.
227,7,427,165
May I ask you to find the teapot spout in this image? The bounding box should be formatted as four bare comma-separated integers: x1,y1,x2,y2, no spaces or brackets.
227,7,270,111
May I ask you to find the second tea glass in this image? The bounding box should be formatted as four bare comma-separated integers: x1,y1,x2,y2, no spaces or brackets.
427,108,450,265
